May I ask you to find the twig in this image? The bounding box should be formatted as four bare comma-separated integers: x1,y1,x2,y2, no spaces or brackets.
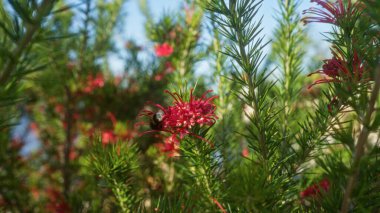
63,86,73,199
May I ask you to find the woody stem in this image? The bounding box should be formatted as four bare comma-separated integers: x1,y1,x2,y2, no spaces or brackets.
341,65,380,213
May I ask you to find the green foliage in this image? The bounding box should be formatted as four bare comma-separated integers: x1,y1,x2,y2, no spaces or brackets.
0,136,31,212
207,17,243,171
270,0,308,138
0,1,58,210
0,0,56,130
88,139,141,212
205,0,299,210
179,130,224,210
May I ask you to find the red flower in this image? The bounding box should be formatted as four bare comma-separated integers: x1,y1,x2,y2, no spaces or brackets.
69,147,77,160
308,50,366,89
155,43,174,57
154,72,165,81
320,58,341,78
241,147,249,158
92,74,105,87
54,104,65,114
157,135,180,157
302,0,362,25
29,122,39,131
140,89,218,144
31,187,40,200
300,179,330,199
83,73,105,93
101,130,117,145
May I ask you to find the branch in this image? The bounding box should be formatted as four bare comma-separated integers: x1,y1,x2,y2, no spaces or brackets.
62,86,73,199
341,65,380,213
0,0,55,84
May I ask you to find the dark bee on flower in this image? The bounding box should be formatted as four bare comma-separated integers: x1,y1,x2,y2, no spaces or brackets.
150,111,164,130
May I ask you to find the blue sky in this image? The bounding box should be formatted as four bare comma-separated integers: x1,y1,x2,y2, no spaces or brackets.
109,0,332,74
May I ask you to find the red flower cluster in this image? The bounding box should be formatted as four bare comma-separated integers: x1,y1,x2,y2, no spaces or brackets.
302,0,362,25
45,187,71,213
83,73,105,93
140,89,218,155
101,130,117,145
300,179,330,199
155,43,174,57
308,51,366,89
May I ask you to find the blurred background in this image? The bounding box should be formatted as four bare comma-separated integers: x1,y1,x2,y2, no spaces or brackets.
13,0,332,155
111,0,331,74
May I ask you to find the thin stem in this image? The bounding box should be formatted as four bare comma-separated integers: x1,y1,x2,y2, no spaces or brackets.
63,86,73,199
230,3,268,160
79,0,91,72
279,0,294,158
192,144,223,211
341,65,380,213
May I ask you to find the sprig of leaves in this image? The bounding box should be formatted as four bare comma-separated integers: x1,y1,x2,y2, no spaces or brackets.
205,0,300,210
87,139,141,212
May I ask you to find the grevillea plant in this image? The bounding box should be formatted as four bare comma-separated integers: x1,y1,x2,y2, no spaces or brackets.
0,0,379,212
139,89,218,142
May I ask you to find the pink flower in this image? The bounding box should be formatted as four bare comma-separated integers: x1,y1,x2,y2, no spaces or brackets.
308,50,366,89
155,43,174,57
140,89,218,144
300,179,330,199
302,0,362,25
154,73,165,81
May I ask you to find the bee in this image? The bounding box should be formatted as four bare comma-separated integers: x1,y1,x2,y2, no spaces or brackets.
150,111,164,130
